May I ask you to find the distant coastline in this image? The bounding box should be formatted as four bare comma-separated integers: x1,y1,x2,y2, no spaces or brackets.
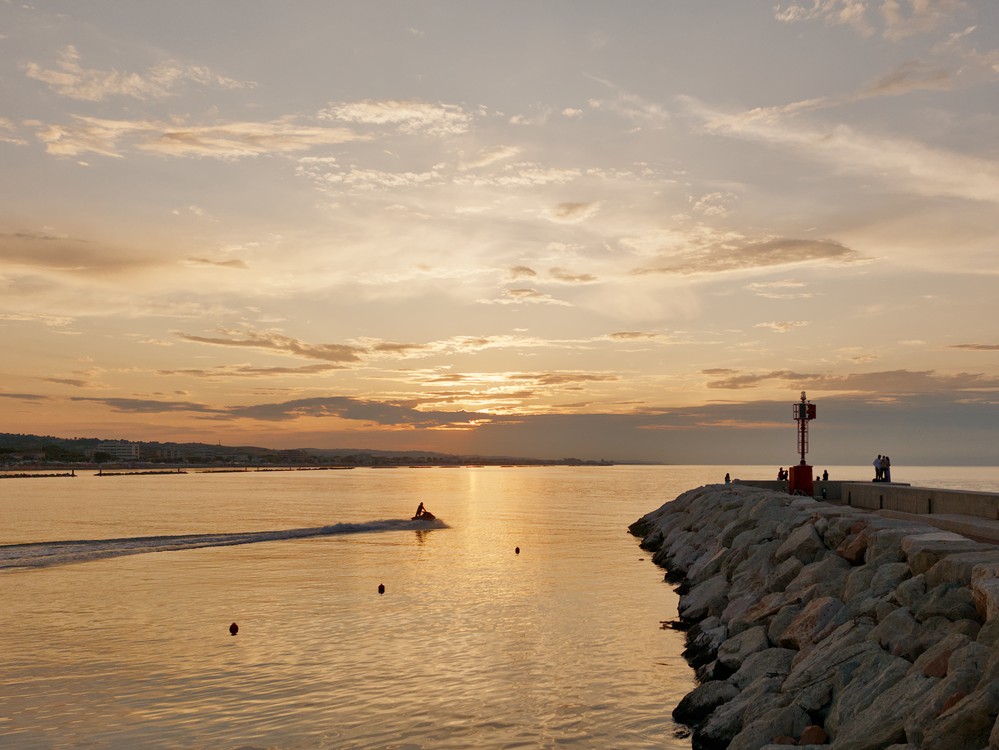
0,430,642,470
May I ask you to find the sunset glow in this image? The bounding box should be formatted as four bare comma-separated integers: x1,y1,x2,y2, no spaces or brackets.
3,2,999,463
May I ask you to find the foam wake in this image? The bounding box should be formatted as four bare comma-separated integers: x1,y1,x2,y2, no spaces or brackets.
0,518,446,570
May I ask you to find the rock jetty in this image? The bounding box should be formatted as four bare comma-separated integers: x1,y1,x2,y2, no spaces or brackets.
629,483,999,750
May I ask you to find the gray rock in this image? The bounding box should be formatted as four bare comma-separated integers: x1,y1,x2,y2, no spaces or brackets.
785,554,851,600
717,625,770,671
686,545,729,586
844,565,876,601
919,679,999,750
901,533,994,576
727,703,810,750
775,523,825,566
972,577,999,622
830,673,933,750
925,550,999,588
869,607,921,660
778,596,849,651
697,674,786,747
903,666,981,745
914,582,980,623
767,603,803,646
766,556,804,594
730,647,796,690
679,573,729,621
672,678,739,725
824,646,911,737
891,574,927,609
869,561,911,598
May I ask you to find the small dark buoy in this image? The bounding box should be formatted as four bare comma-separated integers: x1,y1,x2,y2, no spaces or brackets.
515,546,520,555
378,583,385,594
229,622,238,636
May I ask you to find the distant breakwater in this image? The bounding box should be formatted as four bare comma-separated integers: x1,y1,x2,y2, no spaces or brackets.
630,484,999,750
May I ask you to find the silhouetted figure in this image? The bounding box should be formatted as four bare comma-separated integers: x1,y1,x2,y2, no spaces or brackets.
229,622,238,636
822,469,828,481
415,502,425,517
777,467,784,481
874,455,883,482
724,473,731,484
882,455,891,483
378,583,385,594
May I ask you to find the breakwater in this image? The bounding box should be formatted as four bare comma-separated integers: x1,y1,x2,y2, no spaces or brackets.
630,484,999,750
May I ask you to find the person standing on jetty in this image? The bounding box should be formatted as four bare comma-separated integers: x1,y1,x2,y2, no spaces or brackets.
882,455,891,482
873,455,883,482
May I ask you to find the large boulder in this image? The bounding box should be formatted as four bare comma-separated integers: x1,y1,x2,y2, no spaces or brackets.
672,679,739,725
678,574,729,621
774,523,825,566
717,625,770,671
919,679,999,750
829,673,933,750
777,596,848,651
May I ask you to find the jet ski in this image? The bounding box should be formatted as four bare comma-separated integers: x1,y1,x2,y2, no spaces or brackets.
412,510,436,521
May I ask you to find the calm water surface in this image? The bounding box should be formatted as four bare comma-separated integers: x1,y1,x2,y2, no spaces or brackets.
1,464,996,749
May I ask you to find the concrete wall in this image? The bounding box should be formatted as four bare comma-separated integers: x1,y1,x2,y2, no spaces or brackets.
843,483,999,520
736,479,843,501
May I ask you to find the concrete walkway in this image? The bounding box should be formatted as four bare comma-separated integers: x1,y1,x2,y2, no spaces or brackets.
875,509,999,545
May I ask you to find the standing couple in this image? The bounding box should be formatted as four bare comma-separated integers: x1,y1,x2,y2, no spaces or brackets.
873,454,892,482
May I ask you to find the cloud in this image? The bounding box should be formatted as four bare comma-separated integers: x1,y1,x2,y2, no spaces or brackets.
702,367,999,394
158,363,345,378
0,230,157,275
23,45,252,102
477,288,572,306
509,266,538,279
459,145,522,170
544,201,600,224
175,330,365,363
685,97,999,205
562,108,583,118
71,396,220,414
318,99,471,136
635,237,861,276
745,280,814,299
33,116,363,159
755,320,809,333
0,311,75,326
950,343,999,351
0,392,50,402
587,78,670,128
774,1,875,35
861,60,954,97
185,257,249,269
549,267,597,283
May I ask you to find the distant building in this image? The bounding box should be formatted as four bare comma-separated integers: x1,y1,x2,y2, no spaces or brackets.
94,440,140,461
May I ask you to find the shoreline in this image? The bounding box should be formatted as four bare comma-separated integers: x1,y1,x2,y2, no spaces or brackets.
631,483,999,750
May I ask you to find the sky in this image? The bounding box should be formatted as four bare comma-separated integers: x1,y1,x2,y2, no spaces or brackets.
2,1,999,465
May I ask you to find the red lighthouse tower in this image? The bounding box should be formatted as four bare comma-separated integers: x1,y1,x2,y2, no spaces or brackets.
788,390,816,496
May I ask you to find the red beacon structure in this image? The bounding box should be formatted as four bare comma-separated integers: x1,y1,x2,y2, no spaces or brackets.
789,391,816,496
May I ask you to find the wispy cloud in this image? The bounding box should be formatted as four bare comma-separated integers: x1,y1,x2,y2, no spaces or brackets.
32,116,363,159
950,343,999,351
185,257,248,269
318,99,471,136
477,288,572,306
23,45,251,102
175,330,365,363
684,97,999,205
773,0,966,39
635,238,860,276
703,367,999,393
754,320,809,333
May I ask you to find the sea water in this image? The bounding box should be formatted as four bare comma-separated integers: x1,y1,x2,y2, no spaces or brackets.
1,464,996,749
